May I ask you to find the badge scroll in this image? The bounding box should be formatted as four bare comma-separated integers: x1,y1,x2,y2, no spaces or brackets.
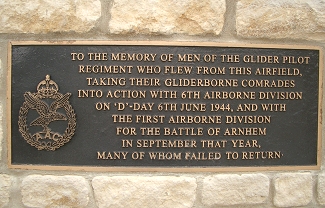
18,75,76,151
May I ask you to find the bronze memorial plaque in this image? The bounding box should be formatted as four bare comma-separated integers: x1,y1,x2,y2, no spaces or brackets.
8,41,323,171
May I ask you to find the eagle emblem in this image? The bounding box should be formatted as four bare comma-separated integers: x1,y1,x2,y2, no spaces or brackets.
18,75,76,151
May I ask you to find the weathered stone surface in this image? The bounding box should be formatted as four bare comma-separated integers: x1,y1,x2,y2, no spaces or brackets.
0,0,101,33
0,175,11,207
0,59,2,79
0,59,2,159
317,173,325,204
202,174,269,206
274,173,312,207
236,0,325,40
92,176,196,208
109,0,226,35
22,175,89,207
0,100,2,160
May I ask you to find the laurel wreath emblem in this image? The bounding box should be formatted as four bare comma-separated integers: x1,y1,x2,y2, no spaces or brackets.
18,75,76,151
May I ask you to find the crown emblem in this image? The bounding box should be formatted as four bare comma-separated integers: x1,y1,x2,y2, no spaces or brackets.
18,75,76,151
37,75,59,97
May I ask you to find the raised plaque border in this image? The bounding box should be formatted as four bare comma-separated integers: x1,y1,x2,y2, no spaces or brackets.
7,41,324,172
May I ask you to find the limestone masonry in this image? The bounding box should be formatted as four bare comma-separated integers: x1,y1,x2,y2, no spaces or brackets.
1,0,325,207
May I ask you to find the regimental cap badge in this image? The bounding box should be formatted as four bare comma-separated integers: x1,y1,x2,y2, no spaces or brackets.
18,75,76,151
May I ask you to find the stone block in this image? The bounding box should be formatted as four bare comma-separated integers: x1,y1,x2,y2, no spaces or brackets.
0,100,2,159
0,175,11,207
274,173,312,207
317,173,325,204
92,176,196,208
0,59,2,159
201,174,269,206
22,175,89,207
236,0,325,40
109,0,226,35
0,0,101,33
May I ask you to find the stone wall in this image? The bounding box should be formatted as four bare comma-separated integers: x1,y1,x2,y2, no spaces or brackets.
1,0,325,207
